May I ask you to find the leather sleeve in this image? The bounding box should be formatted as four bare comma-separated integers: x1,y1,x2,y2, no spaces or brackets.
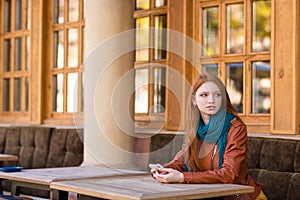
165,120,248,184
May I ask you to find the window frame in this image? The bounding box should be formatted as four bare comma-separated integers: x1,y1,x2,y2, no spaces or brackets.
197,0,271,132
133,0,168,127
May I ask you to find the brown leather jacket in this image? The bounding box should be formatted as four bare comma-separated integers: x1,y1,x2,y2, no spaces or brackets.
164,119,262,200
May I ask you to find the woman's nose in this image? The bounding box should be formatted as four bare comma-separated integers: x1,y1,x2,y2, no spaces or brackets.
208,94,215,102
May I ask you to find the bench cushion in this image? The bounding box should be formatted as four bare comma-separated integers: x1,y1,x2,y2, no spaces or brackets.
260,139,297,172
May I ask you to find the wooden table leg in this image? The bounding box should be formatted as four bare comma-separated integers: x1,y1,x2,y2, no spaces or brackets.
51,190,69,200
10,183,21,196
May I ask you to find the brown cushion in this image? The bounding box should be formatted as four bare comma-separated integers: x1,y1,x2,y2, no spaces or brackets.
3,127,21,166
257,169,292,200
294,142,300,173
260,139,296,172
46,129,68,168
63,129,83,167
0,128,7,153
286,173,300,200
247,137,264,169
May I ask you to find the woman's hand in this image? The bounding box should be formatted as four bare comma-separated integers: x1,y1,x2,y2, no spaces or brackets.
153,168,184,183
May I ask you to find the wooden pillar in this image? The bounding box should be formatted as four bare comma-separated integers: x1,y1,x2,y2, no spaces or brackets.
271,0,300,134
84,0,136,168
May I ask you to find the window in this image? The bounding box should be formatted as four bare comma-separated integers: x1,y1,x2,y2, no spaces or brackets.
0,0,31,122
0,0,85,125
198,0,271,119
134,0,167,125
45,0,85,124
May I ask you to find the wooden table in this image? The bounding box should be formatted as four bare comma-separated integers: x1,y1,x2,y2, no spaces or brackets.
50,174,254,200
0,154,18,162
0,166,147,199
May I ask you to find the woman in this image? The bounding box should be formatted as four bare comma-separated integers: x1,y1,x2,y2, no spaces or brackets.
151,73,266,200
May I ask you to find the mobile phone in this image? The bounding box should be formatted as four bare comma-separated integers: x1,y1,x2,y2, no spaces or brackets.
149,163,163,170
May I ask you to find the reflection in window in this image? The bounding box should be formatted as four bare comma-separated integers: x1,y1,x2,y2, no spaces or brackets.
135,17,149,62
53,74,64,112
25,77,29,111
226,63,243,113
153,67,166,113
252,0,271,52
67,73,78,112
202,64,218,76
4,0,11,32
252,61,270,113
226,3,244,54
68,28,79,67
202,7,219,56
68,0,79,22
155,0,167,8
154,15,167,60
14,37,22,71
54,0,65,24
14,78,21,111
26,0,31,29
53,31,64,69
136,0,149,10
81,71,84,112
26,36,30,70
3,79,10,112
15,0,22,30
3,39,10,72
135,68,149,113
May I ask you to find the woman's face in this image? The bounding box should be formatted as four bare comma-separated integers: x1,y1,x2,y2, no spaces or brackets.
193,81,222,118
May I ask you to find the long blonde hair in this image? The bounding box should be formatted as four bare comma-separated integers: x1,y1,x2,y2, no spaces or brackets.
185,73,239,171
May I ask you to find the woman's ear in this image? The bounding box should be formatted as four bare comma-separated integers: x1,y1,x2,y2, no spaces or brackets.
192,95,197,107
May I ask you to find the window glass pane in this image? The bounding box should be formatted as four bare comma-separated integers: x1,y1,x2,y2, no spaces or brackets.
226,3,244,54
252,0,271,52
202,7,219,56
3,78,10,111
54,0,64,24
135,17,149,62
83,0,86,19
135,68,149,113
226,63,243,113
3,39,11,72
14,78,21,111
154,15,167,60
26,0,31,29
153,67,166,113
68,28,78,67
26,36,30,71
82,27,85,60
81,71,84,112
14,37,22,71
53,31,64,69
202,64,218,76
15,0,22,30
136,0,149,10
25,77,29,111
53,74,64,112
155,0,167,8
4,0,11,32
68,0,79,22
252,61,270,113
67,73,78,112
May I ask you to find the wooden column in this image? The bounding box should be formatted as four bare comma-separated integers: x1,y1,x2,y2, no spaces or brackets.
271,0,300,134
84,0,136,168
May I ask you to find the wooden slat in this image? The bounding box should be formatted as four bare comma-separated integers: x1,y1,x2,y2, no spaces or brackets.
51,174,254,200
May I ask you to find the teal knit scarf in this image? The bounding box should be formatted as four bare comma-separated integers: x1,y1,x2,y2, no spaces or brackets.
197,111,235,169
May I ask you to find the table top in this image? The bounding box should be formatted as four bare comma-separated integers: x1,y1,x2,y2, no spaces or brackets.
50,174,254,200
0,166,147,186
0,154,18,162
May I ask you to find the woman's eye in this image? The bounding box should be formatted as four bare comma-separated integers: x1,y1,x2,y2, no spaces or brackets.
215,93,221,97
200,94,208,97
